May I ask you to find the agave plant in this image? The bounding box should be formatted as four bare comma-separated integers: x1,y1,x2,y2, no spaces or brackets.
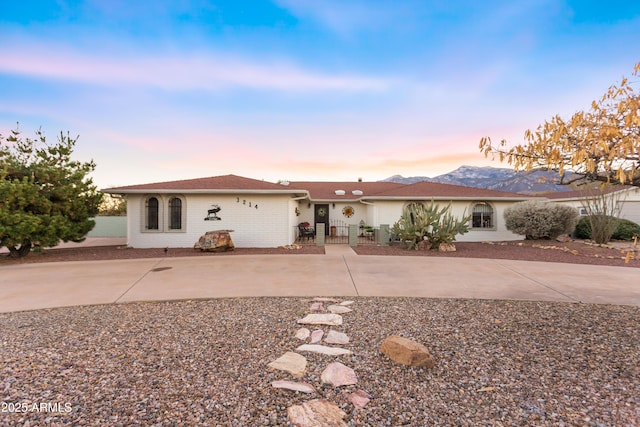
392,201,471,250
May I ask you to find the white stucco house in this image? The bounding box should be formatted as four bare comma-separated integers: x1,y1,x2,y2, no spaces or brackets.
103,174,544,248
542,186,640,224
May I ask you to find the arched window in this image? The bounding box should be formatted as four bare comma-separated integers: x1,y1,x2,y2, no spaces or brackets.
145,197,159,230
168,197,183,230
472,202,494,229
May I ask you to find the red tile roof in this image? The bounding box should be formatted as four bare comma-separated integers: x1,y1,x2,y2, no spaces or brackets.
288,181,405,201
366,181,532,200
540,185,632,200
104,174,305,193
104,174,533,200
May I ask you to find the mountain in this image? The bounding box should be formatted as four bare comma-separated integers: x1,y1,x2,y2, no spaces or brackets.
381,174,432,184
382,165,576,194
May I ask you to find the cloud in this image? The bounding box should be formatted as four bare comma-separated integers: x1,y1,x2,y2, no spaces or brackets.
260,149,494,180
0,41,390,92
274,0,421,37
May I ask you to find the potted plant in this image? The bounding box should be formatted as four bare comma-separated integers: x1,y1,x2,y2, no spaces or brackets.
364,226,375,239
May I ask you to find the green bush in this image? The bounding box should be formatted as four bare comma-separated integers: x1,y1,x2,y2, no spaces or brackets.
614,219,640,240
504,201,579,240
574,216,592,239
575,216,640,241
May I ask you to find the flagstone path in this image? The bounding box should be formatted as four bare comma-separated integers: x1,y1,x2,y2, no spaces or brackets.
266,297,371,426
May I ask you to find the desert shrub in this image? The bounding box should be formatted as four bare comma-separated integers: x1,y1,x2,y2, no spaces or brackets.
574,216,592,239
578,184,626,244
575,216,640,241
391,201,471,249
575,215,619,242
504,201,579,240
614,219,640,240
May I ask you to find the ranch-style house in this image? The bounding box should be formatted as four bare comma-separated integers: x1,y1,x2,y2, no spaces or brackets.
104,174,542,248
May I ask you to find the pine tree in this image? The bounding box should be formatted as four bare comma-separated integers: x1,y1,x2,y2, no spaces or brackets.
1,125,103,257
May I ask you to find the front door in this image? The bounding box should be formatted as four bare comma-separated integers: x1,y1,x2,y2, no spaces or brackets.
314,204,330,235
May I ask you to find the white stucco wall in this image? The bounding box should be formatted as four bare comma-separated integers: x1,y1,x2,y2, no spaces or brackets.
120,193,557,247
288,199,301,243
551,188,640,225
371,199,524,242
126,193,295,248
327,202,368,233
454,200,524,242
295,201,373,233
622,188,640,224
295,201,314,225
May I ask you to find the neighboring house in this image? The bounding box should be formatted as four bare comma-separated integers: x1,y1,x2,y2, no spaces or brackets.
543,186,640,224
104,174,540,248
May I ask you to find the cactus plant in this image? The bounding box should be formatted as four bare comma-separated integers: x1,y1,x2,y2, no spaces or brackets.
392,201,471,250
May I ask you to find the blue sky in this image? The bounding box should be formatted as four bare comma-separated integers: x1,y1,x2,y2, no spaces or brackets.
1,1,639,188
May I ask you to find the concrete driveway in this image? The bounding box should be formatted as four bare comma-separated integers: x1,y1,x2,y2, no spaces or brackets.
1,245,638,313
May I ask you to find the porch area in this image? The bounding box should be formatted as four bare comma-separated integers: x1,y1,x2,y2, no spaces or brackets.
294,222,390,246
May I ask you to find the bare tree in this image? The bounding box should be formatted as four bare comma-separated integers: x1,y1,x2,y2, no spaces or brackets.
480,62,640,187
579,185,626,244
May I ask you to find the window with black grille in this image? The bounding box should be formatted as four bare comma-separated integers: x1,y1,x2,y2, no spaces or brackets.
146,197,159,230
169,197,182,230
472,202,493,228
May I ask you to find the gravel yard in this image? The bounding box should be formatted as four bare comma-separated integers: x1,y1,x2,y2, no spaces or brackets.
1,240,639,425
1,297,639,426
352,240,640,269
1,239,638,269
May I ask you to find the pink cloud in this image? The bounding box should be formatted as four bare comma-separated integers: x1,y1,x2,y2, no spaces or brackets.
0,42,390,92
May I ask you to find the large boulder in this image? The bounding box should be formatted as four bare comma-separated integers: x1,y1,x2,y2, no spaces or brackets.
380,335,435,368
194,230,235,252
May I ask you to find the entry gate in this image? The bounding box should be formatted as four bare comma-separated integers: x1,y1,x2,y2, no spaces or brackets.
295,222,389,246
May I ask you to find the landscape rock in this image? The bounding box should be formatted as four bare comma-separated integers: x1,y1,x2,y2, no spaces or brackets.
310,302,324,312
193,230,235,252
324,330,349,345
267,351,307,377
348,389,371,408
279,244,303,250
296,344,352,356
380,335,435,368
297,313,343,326
310,329,324,344
339,301,354,306
438,242,456,252
287,399,348,427
416,240,432,250
556,234,572,242
327,305,353,314
271,380,316,394
321,362,358,387
295,328,311,340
